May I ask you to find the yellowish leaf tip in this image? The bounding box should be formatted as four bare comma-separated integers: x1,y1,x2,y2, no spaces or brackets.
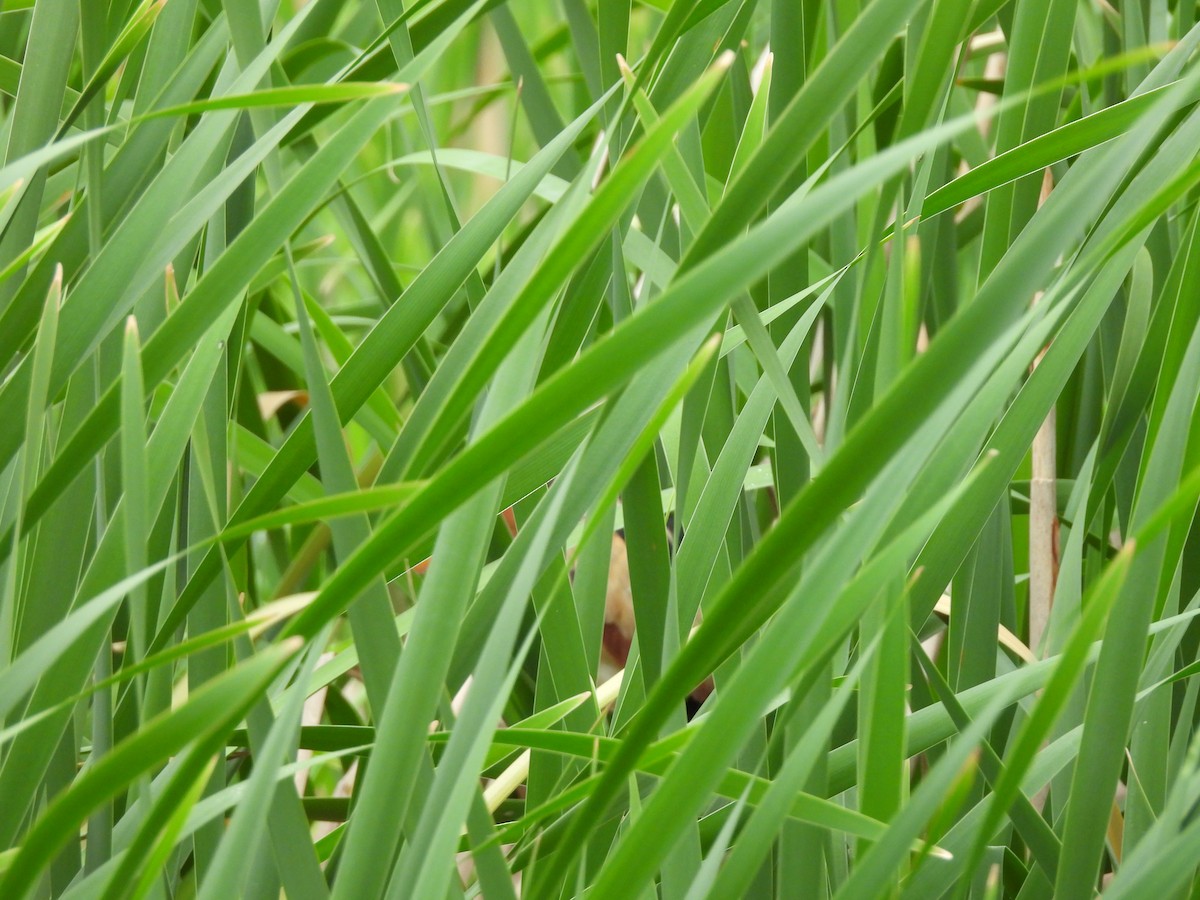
390,82,410,94
281,635,305,654
125,315,139,340
49,264,63,307
715,49,735,70
616,53,633,80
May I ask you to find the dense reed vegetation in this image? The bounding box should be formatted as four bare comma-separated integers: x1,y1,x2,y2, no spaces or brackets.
2,0,1200,896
